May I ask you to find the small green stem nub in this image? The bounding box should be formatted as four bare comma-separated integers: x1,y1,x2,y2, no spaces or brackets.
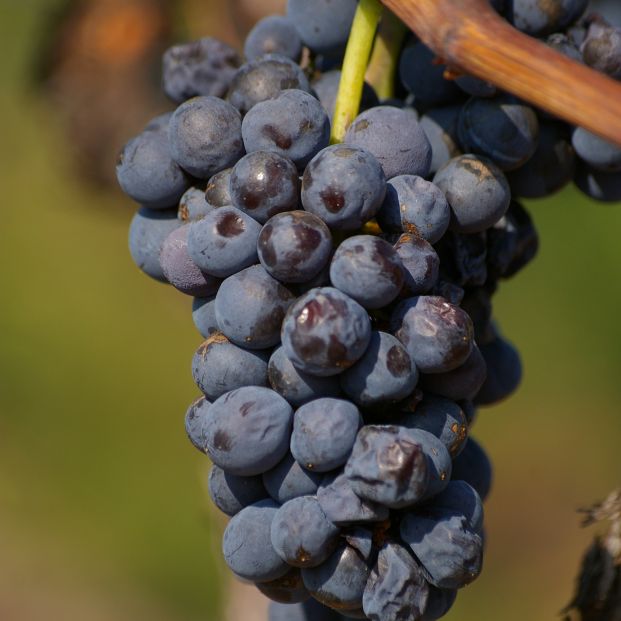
365,11,408,101
331,0,384,144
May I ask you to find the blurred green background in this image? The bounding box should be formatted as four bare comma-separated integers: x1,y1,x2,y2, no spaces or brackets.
0,1,619,620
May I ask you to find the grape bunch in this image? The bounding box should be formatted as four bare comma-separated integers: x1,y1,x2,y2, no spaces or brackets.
116,0,619,619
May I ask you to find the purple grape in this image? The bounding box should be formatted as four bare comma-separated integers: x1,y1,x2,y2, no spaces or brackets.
257,568,310,604
244,15,303,62
208,465,268,516
178,187,214,223
263,452,324,504
393,234,440,296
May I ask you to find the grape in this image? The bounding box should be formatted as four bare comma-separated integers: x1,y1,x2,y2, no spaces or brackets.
436,231,488,288
458,95,540,171
227,54,312,115
258,211,333,284
229,151,300,224
344,106,432,180
581,18,621,79
400,511,483,589
394,234,441,296
191,332,269,401
302,543,371,611
420,105,463,175
287,0,357,55
271,496,341,567
572,127,621,171
159,225,221,297
128,207,181,282
207,465,268,516
162,37,241,103
204,386,293,476
117,129,189,209
574,161,621,202
184,396,211,452
222,499,290,582
362,542,429,621
215,265,295,349
421,587,458,621
281,287,372,377
268,346,342,407
344,528,374,561
242,89,331,170
205,168,233,208
268,599,341,621
317,473,390,526
401,396,469,458
168,96,244,179
291,398,362,472
344,425,430,509
244,15,303,62
507,122,576,199
178,187,213,223
340,331,419,408
475,334,522,406
420,344,487,402
391,296,474,374
429,480,484,533
506,0,589,37
329,236,405,310
263,452,324,504
455,75,497,98
301,145,386,230
312,71,379,121
546,33,583,62
433,155,511,234
399,42,462,107
192,295,218,338
187,206,261,278
406,428,453,498
144,112,173,132
378,175,450,244
451,437,493,502
257,568,310,604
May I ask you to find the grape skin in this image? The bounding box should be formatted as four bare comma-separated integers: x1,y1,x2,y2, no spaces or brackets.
244,15,303,62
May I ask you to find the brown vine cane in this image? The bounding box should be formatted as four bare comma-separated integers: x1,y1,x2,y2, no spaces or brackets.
380,0,621,147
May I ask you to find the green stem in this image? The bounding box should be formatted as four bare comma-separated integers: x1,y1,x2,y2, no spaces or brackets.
365,11,408,101
331,0,383,144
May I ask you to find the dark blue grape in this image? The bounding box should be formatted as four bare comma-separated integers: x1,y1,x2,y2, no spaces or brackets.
258,211,333,283
205,168,233,208
162,37,240,103
546,33,584,62
227,54,312,115
572,127,621,172
184,395,210,452
191,332,269,401
215,265,295,349
329,236,404,310
401,396,468,458
291,398,362,472
242,89,331,170
204,386,293,476
574,161,621,202
459,288,494,346
399,43,462,108
312,71,379,121
192,295,218,338
391,296,474,374
455,75,497,98
263,452,324,504
400,511,483,589
344,106,432,180
287,0,357,55
302,543,371,612
271,496,341,567
128,207,181,282
362,542,429,621
301,146,386,230
429,480,484,533
436,231,488,288
281,287,372,377
430,281,465,306
169,96,244,179
420,105,463,175
257,568,310,604
378,175,450,244
159,225,221,297
229,151,300,224
406,428,452,499
451,437,493,502
268,346,342,407
581,18,621,79
475,334,522,406
420,344,487,402
506,0,589,36
507,122,576,198
458,96,539,171
344,425,430,509
393,234,440,296
421,587,457,621
117,129,189,208
207,464,268,516
178,187,213,223
245,15,303,62
222,499,290,582
317,473,390,526
344,528,374,561
268,599,341,621
340,332,418,408
187,206,260,277
433,155,511,234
